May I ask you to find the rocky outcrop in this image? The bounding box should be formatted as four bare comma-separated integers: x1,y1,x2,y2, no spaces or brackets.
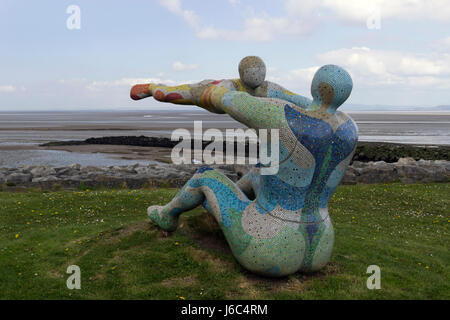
40,137,450,163
5,172,32,184
342,157,450,184
0,158,448,190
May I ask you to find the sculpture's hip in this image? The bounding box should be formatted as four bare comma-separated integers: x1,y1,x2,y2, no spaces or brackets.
218,201,334,277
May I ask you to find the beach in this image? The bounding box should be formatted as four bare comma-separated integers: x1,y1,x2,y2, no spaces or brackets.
0,110,449,168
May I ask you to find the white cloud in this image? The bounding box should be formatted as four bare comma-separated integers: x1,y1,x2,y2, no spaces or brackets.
172,61,198,71
157,0,199,29
287,0,450,23
158,0,315,42
0,85,16,92
295,47,450,90
159,0,450,42
266,66,319,95
264,47,450,99
197,14,314,41
317,47,450,83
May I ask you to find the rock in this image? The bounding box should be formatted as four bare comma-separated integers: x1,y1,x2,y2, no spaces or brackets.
20,165,35,172
341,167,358,184
358,163,397,184
0,157,448,189
349,161,368,169
397,157,416,165
70,163,81,170
30,166,56,177
112,166,136,174
135,167,149,175
6,173,32,184
55,167,77,176
80,166,104,174
32,176,60,183
65,175,86,182
397,165,429,183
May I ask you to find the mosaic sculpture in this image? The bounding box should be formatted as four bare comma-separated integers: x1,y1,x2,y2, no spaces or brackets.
130,56,358,276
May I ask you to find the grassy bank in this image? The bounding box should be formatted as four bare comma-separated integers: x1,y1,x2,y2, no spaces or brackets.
0,183,448,299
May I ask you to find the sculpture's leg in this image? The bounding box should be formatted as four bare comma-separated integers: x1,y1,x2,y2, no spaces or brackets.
236,165,261,200
148,166,250,232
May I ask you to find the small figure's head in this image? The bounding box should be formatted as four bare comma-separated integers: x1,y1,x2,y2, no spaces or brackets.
311,64,352,112
239,56,266,89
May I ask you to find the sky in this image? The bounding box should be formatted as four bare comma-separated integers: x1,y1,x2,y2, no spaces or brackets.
0,0,449,111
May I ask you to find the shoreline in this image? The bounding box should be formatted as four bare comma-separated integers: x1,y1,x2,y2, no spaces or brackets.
39,136,450,163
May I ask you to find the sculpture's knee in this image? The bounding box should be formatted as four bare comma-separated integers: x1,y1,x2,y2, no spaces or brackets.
187,166,214,189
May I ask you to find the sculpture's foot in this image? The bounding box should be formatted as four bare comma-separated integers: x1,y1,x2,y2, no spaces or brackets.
147,205,179,232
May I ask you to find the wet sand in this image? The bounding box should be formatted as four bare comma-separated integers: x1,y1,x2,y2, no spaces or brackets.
0,144,173,167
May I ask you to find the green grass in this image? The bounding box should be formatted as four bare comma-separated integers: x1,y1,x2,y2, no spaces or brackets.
0,183,448,299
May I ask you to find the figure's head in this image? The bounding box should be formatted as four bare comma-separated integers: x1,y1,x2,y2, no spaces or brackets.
239,56,266,89
310,64,353,112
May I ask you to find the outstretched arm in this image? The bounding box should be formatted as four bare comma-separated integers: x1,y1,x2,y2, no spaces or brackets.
229,78,312,109
131,80,287,129
130,80,233,114
260,81,312,109
205,85,287,130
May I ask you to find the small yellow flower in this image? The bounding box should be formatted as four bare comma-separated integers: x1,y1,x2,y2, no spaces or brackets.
15,234,19,239
111,266,116,270
175,241,180,246
179,296,185,300
65,248,69,251
425,266,430,269
73,230,77,233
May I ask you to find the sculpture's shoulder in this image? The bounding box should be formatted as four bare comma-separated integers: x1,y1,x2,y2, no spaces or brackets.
333,110,358,147
229,79,270,96
335,110,358,131
215,79,236,90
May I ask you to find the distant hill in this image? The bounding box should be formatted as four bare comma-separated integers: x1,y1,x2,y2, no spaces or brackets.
341,104,450,112
434,105,450,111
